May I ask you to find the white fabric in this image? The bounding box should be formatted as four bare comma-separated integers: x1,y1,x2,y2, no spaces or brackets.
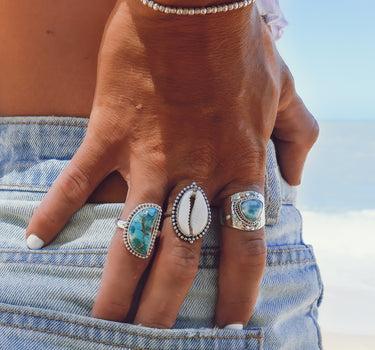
256,0,288,40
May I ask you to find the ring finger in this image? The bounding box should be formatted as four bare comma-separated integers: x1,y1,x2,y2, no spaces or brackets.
91,177,165,321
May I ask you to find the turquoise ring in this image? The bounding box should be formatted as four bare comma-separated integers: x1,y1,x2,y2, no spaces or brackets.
221,191,265,231
117,203,162,259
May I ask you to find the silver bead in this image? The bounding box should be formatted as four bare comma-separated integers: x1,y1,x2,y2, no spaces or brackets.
138,0,254,16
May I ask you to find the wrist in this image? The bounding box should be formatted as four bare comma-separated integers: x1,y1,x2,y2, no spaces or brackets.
116,0,262,105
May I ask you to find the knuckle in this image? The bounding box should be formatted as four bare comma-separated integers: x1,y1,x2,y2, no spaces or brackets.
218,147,267,198
165,242,200,281
236,233,267,268
306,116,320,146
59,166,91,204
93,300,130,322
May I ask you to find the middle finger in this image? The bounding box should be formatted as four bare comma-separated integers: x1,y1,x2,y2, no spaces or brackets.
134,182,211,328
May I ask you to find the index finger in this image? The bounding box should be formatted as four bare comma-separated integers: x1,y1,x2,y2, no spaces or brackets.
26,139,112,248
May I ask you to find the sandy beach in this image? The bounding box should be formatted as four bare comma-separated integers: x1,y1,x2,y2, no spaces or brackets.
302,211,375,350
322,332,375,350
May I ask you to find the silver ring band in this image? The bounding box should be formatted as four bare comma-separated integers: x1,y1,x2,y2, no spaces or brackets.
221,191,265,231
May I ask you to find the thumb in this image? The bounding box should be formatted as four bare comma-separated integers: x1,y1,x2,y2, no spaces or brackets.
273,66,319,185
26,139,113,249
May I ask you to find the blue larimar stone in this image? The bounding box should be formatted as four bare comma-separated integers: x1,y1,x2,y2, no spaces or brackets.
240,199,263,222
128,207,159,256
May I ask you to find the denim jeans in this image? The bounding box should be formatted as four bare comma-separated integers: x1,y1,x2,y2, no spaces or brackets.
0,116,323,349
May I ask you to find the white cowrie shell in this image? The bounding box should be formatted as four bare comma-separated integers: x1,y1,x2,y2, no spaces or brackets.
177,189,209,237
172,183,211,243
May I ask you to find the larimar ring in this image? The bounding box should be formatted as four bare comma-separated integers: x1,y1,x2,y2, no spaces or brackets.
221,191,265,231
171,182,211,244
117,203,162,259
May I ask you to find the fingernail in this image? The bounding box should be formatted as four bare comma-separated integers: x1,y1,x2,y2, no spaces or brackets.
224,324,244,330
26,234,45,250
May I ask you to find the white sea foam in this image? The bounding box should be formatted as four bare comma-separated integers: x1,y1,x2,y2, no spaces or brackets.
301,210,375,338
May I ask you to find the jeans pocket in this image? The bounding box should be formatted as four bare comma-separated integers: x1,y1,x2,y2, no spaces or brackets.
253,245,323,350
0,303,264,350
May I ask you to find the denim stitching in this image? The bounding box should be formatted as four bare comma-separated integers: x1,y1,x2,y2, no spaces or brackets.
267,248,311,254
0,122,87,127
0,183,50,189
0,248,311,255
0,250,107,255
0,309,261,341
266,259,315,267
257,329,262,350
200,259,315,269
0,261,103,268
0,259,315,269
0,322,145,349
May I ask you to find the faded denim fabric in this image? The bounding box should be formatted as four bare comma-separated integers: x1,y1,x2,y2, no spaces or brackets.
0,117,323,349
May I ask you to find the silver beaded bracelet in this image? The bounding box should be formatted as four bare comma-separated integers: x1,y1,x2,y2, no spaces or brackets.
138,0,255,16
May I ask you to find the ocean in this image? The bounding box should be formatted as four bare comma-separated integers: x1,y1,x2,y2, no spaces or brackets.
296,121,375,349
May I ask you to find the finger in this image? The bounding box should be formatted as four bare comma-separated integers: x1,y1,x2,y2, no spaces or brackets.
91,179,166,322
26,138,113,249
273,64,319,185
133,183,209,328
215,186,267,328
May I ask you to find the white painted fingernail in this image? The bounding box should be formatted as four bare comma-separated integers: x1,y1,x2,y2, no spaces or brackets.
224,324,244,330
26,234,45,250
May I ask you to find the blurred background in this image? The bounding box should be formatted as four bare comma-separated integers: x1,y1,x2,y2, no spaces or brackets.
276,1,375,349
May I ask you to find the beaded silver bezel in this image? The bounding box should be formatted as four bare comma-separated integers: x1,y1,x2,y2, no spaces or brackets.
117,203,162,259
139,0,255,16
230,191,265,231
171,182,212,244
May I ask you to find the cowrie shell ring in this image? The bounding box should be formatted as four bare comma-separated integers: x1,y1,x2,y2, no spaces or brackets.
171,183,211,244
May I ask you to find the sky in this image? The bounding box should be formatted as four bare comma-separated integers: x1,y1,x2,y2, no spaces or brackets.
275,0,375,121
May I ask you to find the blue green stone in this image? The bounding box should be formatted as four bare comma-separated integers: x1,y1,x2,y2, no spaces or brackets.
241,199,263,222
128,208,159,256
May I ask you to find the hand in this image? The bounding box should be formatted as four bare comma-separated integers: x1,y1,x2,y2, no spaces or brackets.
26,0,318,328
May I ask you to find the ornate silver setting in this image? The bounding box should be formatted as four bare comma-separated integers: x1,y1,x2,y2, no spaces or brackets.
117,203,162,259
171,182,211,244
222,191,265,231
